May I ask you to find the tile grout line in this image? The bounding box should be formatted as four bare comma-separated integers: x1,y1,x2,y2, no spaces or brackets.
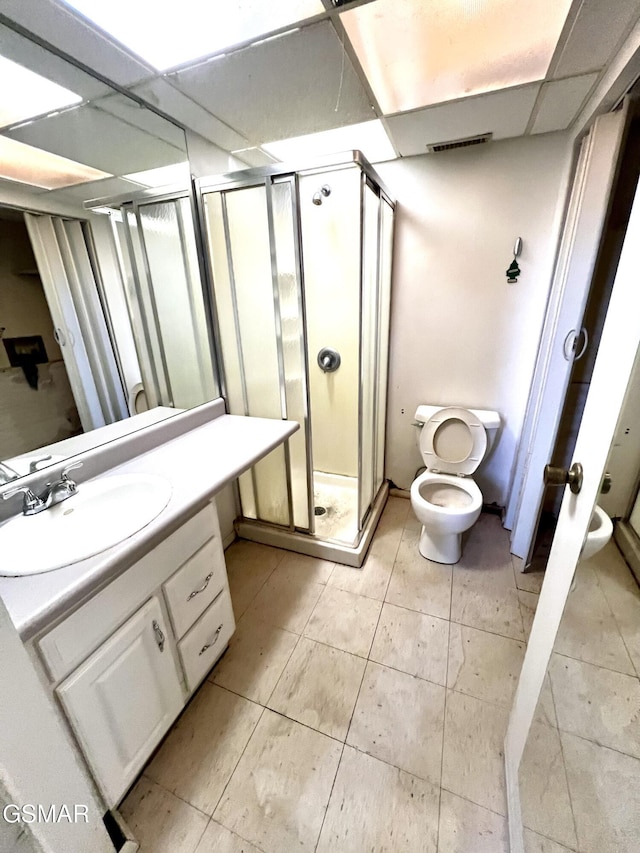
591,556,640,680
436,550,456,853
314,534,405,849
551,648,640,680
205,700,267,824
546,674,581,852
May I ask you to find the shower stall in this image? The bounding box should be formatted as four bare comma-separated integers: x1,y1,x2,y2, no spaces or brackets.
198,153,394,566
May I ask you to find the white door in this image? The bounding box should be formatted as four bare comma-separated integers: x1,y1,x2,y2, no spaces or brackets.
504,170,640,851
57,596,184,807
506,110,626,562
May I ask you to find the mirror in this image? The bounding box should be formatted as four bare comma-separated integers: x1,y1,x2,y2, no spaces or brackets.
0,23,219,486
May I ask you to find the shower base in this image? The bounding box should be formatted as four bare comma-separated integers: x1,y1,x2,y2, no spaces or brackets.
312,471,359,545
235,481,389,568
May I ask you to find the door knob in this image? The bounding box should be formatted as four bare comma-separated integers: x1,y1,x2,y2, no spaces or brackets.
543,462,583,494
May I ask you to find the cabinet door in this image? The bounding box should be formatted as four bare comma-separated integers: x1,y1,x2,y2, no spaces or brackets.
57,597,184,807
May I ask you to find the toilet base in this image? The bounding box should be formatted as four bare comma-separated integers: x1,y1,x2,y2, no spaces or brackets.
419,526,462,564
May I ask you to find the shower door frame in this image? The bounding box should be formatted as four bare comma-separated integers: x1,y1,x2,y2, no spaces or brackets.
196,172,314,535
195,153,395,554
117,187,220,410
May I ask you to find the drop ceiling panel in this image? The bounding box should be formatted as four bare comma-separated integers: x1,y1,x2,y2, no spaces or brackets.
6,107,186,175
169,22,375,144
553,0,640,77
0,0,152,87
0,24,110,101
0,175,47,196
61,0,325,71
93,92,187,149
532,74,599,134
341,0,572,114
232,147,280,168
46,176,145,203
386,85,541,156
129,78,249,152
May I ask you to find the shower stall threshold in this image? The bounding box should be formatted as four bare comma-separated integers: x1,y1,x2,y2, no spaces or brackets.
235,482,389,568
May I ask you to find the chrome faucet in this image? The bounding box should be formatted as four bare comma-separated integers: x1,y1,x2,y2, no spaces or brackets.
1,462,83,516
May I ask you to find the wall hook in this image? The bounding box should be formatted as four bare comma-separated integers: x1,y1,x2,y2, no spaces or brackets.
506,237,522,283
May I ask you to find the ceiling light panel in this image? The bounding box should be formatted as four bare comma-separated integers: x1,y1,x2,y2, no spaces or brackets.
341,0,573,114
0,136,111,190
0,55,82,128
62,0,325,71
125,162,190,188
262,120,396,163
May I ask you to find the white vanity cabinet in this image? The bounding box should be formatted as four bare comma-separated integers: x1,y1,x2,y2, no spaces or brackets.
34,500,236,808
57,597,183,806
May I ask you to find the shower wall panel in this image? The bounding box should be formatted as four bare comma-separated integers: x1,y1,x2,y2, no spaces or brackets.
299,167,360,479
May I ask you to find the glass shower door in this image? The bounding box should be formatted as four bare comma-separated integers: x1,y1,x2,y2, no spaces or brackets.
299,166,361,544
201,179,311,531
114,194,218,411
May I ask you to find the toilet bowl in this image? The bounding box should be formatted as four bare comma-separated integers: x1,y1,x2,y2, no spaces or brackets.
411,472,483,563
410,405,500,564
580,505,613,561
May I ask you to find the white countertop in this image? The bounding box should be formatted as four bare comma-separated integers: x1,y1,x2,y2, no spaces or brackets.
0,413,298,640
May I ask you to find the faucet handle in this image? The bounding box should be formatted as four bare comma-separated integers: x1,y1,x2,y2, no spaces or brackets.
61,461,83,481
1,486,45,515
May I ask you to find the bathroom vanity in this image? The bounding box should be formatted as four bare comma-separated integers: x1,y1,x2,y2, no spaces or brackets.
0,400,297,810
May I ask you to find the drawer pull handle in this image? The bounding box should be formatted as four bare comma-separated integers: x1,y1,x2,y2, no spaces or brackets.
152,620,165,652
187,572,214,602
199,624,223,656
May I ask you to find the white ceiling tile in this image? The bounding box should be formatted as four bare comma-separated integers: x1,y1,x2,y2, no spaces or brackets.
169,22,375,144
231,147,280,168
0,24,110,101
386,85,541,156
0,175,49,197
5,106,185,175
553,0,640,77
129,78,249,152
531,74,599,134
46,176,144,203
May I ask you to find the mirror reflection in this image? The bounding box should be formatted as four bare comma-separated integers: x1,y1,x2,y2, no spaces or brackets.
0,24,218,484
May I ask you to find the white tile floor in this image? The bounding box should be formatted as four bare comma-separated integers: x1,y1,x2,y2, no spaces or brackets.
120,499,640,853
519,540,640,853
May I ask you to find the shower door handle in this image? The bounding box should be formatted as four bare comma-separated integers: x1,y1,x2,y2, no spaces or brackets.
318,347,341,373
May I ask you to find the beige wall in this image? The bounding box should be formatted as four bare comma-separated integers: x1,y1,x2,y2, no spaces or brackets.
377,132,574,505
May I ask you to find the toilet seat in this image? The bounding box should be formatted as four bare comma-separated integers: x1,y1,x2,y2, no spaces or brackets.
420,407,487,476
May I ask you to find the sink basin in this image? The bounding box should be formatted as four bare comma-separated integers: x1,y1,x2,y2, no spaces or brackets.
0,473,172,577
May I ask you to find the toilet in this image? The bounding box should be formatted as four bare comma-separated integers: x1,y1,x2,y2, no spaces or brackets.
410,405,501,564
580,505,613,561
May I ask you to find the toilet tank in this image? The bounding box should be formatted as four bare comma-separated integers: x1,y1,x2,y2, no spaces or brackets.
414,405,501,456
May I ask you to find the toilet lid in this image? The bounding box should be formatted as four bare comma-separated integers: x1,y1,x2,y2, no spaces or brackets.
420,407,487,476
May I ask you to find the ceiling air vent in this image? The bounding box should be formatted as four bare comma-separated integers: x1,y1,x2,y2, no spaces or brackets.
427,133,493,153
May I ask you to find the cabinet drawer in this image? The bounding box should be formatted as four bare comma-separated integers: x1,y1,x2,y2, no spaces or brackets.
178,587,235,692
39,502,218,683
163,536,226,639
